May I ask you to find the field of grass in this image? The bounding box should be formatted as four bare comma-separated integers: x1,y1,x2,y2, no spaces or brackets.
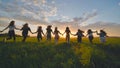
0,37,120,68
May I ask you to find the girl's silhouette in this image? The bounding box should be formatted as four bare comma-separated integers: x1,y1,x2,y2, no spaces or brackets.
33,26,45,42
20,23,33,42
86,29,96,43
1,20,20,42
96,30,108,43
46,25,53,41
73,29,84,43
53,27,62,44
63,27,72,43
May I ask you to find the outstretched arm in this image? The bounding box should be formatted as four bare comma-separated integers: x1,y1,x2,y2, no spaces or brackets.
52,30,54,35
32,30,37,34
105,33,109,37
58,31,63,35
42,30,45,36
29,28,33,34
70,32,76,36
106,35,109,37
15,26,21,30
85,33,88,37
93,31,97,33
0,31,2,32
73,34,77,36
2,26,9,32
70,32,73,35
62,31,66,35
72,34,77,36
96,31,100,35
20,27,23,31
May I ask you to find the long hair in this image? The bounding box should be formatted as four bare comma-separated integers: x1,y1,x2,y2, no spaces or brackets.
66,27,69,30
87,29,92,34
54,27,58,33
46,25,52,30
8,20,15,26
100,30,106,35
38,26,42,31
78,29,84,33
23,23,28,28
65,27,70,33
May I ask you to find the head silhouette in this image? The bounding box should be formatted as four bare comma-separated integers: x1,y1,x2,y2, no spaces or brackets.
87,29,92,34
38,26,42,29
100,30,104,33
55,27,57,30
66,27,69,30
23,23,28,27
47,25,52,30
9,20,15,26
78,29,81,32
48,25,52,28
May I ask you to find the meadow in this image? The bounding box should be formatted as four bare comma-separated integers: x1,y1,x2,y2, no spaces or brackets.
0,37,120,68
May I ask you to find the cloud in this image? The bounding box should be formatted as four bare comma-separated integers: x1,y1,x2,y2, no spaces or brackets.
51,10,98,30
41,0,46,4
0,20,9,27
0,0,57,25
0,0,97,27
83,21,120,36
119,2,120,6
51,18,120,36
58,15,72,22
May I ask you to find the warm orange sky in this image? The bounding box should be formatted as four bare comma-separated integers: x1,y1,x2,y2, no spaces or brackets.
0,0,120,37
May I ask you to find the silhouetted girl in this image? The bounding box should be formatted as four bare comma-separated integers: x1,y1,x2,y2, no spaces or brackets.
53,27,62,44
46,25,53,41
20,23,33,42
73,29,84,43
86,29,96,43
96,30,108,43
63,27,72,43
33,26,45,42
1,20,20,42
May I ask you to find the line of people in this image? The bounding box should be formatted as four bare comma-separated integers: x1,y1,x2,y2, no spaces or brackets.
0,20,108,44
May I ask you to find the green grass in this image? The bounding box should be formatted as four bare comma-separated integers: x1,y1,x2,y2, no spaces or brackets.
0,37,120,68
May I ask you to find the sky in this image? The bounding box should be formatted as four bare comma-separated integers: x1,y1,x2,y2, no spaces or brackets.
0,0,120,37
